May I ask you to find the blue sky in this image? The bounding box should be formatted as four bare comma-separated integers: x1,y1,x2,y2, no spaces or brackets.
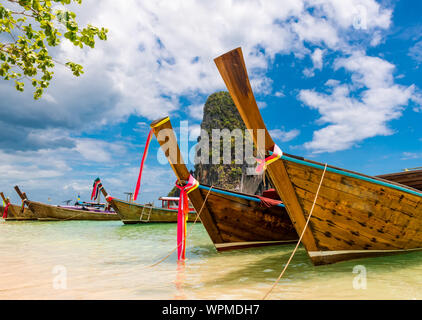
0,0,421,205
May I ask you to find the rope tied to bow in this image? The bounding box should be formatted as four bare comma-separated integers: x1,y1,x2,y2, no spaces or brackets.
174,175,199,261
263,163,328,300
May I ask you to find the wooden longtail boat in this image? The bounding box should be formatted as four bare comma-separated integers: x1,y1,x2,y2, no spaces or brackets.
377,169,422,191
14,186,119,221
149,117,298,251
1,192,37,221
214,47,422,264
100,187,197,224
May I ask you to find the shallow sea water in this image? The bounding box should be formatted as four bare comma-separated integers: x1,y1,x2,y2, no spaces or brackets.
0,220,421,300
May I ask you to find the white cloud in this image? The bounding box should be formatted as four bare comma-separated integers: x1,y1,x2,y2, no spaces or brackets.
401,152,422,160
409,40,422,63
257,101,268,109
188,104,204,121
269,129,301,142
0,0,401,201
312,48,325,70
274,90,285,98
299,52,416,153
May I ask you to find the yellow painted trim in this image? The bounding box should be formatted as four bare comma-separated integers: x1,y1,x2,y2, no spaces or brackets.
151,116,170,128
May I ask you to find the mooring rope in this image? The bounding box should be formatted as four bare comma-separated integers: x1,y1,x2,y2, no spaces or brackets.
262,163,328,300
147,185,214,268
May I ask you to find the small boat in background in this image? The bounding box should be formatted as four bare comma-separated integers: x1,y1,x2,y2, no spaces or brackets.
1,192,37,221
150,116,298,251
377,168,422,191
14,186,119,221
215,47,422,264
100,186,197,224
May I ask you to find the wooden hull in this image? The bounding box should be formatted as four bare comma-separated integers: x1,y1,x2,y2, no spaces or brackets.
214,47,422,264
150,116,299,251
1,203,37,221
27,201,119,221
196,185,297,251
281,156,422,265
377,170,422,191
109,198,197,224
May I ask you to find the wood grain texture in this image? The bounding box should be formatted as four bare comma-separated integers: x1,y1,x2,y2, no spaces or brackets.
283,158,422,264
377,170,422,191
0,203,37,221
151,116,224,244
150,117,298,250
110,198,197,224
13,185,119,221
197,186,297,249
1,191,37,220
26,201,120,221
214,47,422,264
214,47,318,255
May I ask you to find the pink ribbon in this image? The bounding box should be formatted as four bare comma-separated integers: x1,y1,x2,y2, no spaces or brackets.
133,129,154,201
256,144,283,174
2,203,10,219
174,175,199,260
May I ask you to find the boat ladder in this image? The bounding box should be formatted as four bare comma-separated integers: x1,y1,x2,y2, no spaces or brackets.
140,205,153,222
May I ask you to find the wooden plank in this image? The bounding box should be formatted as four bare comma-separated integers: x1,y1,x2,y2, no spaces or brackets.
150,117,224,244
214,47,422,265
214,47,318,255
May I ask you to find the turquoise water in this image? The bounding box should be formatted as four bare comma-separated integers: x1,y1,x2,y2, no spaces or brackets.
0,220,421,299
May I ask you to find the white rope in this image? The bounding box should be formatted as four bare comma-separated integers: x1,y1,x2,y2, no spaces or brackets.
263,163,328,300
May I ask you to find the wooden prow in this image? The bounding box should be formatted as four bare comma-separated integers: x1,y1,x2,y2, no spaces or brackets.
150,116,223,244
14,186,27,201
0,192,9,205
100,186,109,199
214,47,319,255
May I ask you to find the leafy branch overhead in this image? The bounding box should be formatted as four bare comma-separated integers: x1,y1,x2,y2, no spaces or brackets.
0,0,108,99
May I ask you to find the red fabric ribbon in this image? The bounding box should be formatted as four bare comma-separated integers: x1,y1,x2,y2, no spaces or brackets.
174,175,199,260
133,129,154,201
257,196,283,208
2,203,10,219
91,179,100,200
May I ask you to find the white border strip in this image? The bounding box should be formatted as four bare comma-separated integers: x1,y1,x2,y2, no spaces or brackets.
309,247,422,257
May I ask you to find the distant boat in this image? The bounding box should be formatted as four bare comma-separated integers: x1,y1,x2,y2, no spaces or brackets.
13,186,119,221
100,187,198,224
1,192,37,221
149,116,298,251
377,169,422,191
214,47,422,264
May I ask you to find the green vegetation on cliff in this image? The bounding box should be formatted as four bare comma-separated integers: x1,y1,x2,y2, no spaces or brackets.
167,91,272,197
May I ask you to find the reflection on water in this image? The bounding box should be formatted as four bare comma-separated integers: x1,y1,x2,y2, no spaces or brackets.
0,220,421,299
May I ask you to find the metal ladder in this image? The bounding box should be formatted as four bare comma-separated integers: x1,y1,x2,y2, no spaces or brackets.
140,205,153,222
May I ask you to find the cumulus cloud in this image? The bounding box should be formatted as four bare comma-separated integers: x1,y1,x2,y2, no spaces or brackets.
269,128,301,142
0,0,405,200
188,104,205,121
299,52,416,153
409,40,422,63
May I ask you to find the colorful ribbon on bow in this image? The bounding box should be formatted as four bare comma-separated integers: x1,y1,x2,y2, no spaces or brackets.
91,178,101,201
133,129,154,201
174,175,199,260
2,203,10,219
255,144,283,174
